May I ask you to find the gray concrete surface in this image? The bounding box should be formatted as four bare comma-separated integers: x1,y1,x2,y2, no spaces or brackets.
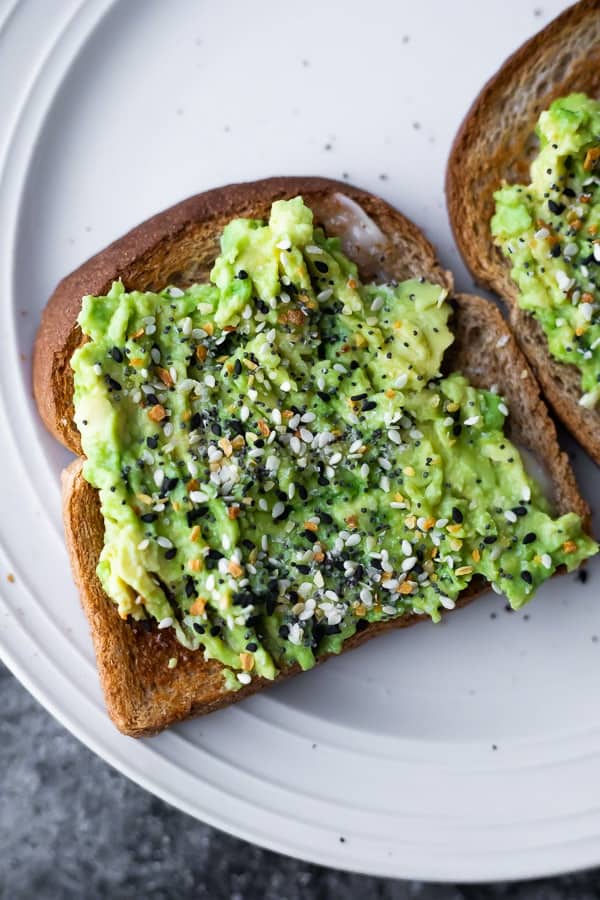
2,662,600,899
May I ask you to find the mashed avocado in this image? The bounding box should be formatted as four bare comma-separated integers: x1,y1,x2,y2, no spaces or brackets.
492,93,600,408
72,197,596,688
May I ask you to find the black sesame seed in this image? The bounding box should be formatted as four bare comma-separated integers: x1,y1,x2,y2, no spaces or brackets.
317,391,330,402
210,625,221,637
298,484,308,500
355,618,369,632
521,570,533,584
105,375,122,392
233,359,242,377
451,507,463,524
193,623,205,634
362,400,377,411
246,642,258,652
513,506,528,517
165,547,177,560
207,549,224,560
522,532,537,545
141,513,157,523
237,269,248,279
548,199,566,215
314,261,329,273
304,529,318,543
278,624,290,639
483,535,497,545
110,346,123,363
164,477,179,493
146,435,159,449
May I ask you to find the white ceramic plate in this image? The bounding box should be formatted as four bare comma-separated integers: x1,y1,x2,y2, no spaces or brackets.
2,0,600,882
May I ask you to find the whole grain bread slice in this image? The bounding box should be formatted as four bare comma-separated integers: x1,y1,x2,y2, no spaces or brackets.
35,176,590,736
446,0,600,464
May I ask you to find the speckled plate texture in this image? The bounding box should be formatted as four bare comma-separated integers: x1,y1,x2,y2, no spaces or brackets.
1,0,600,882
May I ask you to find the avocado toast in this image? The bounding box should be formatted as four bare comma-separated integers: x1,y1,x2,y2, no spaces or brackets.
34,177,595,736
446,0,600,463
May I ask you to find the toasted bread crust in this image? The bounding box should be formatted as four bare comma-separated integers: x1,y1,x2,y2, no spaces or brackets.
446,0,600,463
37,177,590,735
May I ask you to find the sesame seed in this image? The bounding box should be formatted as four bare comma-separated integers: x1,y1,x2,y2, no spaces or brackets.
237,672,252,684
272,501,286,519
504,510,517,523
158,617,173,629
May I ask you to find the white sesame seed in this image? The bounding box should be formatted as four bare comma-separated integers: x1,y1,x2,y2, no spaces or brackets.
504,510,517,523
189,490,209,503
346,533,361,547
382,579,399,591
522,485,531,502
393,373,408,389
464,416,480,426
157,536,173,549
276,238,291,250
498,403,509,416
272,409,282,426
349,439,363,454
145,324,156,335
360,463,369,480
556,269,574,292
158,617,173,629
439,595,456,610
237,672,252,685
300,427,313,443
402,556,417,572
280,380,291,393
317,288,333,302
402,539,412,555
541,553,552,569
204,374,216,388
388,429,402,445
272,501,285,519
137,539,149,550
306,244,323,254
151,347,161,364
378,456,392,471
379,475,390,493
594,244,600,262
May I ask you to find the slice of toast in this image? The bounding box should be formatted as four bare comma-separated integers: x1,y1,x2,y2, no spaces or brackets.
446,0,600,464
34,177,590,736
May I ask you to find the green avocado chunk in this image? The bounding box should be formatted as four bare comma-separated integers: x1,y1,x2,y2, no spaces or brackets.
492,92,600,408
72,196,597,689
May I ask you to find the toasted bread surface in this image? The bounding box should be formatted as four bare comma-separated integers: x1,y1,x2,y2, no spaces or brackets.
38,177,590,735
446,0,600,462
